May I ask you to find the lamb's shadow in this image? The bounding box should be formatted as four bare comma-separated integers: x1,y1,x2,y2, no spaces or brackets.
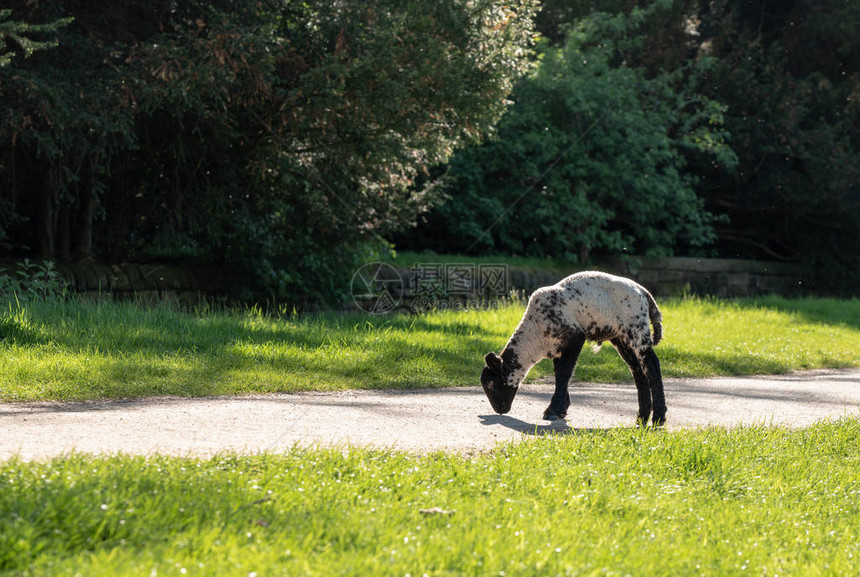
478,414,608,436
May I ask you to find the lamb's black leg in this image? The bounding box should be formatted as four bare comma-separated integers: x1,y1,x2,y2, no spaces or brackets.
611,338,652,426
641,347,666,426
543,335,584,421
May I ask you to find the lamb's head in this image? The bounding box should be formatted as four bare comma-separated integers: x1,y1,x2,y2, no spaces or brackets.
481,352,517,414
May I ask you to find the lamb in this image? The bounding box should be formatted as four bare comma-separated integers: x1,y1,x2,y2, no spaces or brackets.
481,271,666,426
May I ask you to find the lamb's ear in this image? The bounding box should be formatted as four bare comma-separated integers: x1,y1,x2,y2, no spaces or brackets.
484,352,502,372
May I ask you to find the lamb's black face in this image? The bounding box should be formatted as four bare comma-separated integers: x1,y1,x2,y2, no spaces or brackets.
481,353,517,414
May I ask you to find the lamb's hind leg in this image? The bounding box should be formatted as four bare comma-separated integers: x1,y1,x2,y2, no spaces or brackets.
641,346,666,426
611,338,652,426
543,334,585,421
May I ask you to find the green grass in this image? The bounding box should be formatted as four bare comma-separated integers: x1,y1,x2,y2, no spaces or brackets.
0,296,858,401
2,297,858,574
2,420,859,575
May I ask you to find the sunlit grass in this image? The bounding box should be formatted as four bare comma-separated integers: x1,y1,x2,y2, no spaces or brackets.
2,419,859,575
0,296,857,401
655,296,860,377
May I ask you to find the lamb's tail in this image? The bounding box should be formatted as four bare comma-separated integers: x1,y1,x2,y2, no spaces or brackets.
645,289,663,346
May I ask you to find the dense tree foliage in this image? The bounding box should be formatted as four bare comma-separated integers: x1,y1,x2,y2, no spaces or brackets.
401,2,736,262
400,0,859,293
0,0,537,300
2,0,857,299
696,0,860,291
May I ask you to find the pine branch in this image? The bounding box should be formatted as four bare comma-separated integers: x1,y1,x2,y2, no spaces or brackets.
0,9,73,67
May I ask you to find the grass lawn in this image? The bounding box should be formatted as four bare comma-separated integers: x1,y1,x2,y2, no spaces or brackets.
2,296,858,574
0,296,858,402
1,295,858,402
2,420,859,575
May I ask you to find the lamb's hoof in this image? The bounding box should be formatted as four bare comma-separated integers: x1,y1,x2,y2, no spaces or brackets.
636,415,666,428
542,408,567,422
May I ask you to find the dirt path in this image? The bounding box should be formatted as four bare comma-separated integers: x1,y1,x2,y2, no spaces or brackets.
2,369,859,461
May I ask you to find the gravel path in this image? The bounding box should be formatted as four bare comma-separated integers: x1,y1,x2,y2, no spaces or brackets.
2,369,859,461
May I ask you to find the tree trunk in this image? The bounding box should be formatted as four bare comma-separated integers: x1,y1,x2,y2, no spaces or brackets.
58,201,71,261
72,160,95,262
38,169,56,260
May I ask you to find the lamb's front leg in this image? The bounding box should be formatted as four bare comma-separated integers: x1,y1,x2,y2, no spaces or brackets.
543,336,584,421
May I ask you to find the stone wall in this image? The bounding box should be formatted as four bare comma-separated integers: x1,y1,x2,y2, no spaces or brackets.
601,256,806,297
0,262,240,306
356,257,806,313
1,256,806,309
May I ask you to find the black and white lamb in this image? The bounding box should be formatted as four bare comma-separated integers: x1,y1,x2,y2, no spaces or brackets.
481,271,666,426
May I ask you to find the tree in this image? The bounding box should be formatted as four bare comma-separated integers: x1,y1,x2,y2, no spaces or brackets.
0,9,71,68
694,0,860,291
0,8,73,254
0,0,538,302
401,3,735,262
